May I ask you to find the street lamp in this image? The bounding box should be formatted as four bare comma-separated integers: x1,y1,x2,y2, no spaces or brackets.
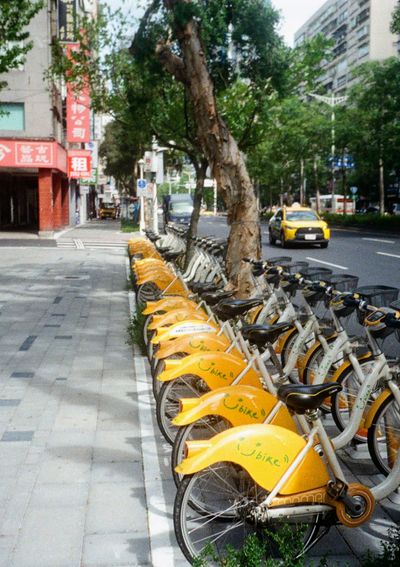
308,92,347,197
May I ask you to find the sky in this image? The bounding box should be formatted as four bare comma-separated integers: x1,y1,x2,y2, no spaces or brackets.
105,0,327,47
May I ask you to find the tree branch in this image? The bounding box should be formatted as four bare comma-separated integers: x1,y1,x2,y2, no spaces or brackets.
155,41,187,84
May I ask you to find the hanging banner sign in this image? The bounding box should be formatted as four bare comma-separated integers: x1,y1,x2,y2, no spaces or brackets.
58,0,77,42
68,149,92,178
66,44,91,143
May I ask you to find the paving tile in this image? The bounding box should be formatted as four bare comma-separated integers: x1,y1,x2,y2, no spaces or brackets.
10,372,34,379
10,508,85,567
30,482,89,508
82,532,151,566
1,431,34,442
0,399,21,407
19,336,37,351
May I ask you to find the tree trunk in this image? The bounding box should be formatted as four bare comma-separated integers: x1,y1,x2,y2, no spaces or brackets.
185,158,208,269
157,1,261,296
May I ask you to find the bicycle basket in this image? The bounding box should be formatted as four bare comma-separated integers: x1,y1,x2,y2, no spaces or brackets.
300,267,333,282
267,256,292,266
284,261,309,274
355,286,399,307
325,274,359,293
355,286,399,324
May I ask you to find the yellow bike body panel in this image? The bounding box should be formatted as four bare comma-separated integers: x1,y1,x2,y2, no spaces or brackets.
158,352,262,389
143,297,197,315
176,424,330,493
151,321,220,344
173,385,297,432
148,308,207,331
364,388,392,428
275,327,297,355
155,333,235,359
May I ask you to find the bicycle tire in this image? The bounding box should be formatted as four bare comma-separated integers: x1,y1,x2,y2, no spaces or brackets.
156,376,208,445
280,327,314,369
330,356,375,442
367,392,400,476
171,416,231,487
301,336,338,385
174,463,324,565
152,353,187,400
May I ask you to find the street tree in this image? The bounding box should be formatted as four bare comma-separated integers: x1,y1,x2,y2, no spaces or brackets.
132,0,288,295
347,58,400,213
0,0,43,90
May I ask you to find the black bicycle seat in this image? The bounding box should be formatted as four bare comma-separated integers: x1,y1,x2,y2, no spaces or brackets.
163,250,181,262
277,382,342,414
215,298,264,320
190,282,220,294
242,322,294,347
202,290,234,305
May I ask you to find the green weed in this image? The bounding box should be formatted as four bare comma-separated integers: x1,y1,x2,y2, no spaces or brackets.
126,304,146,354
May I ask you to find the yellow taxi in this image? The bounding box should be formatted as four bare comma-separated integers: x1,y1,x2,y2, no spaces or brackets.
269,204,330,248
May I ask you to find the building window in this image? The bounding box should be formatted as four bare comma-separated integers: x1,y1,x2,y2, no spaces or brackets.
0,103,25,130
358,43,369,58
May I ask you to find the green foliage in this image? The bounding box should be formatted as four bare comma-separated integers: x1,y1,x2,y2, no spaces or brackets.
120,218,140,232
0,0,43,88
126,304,146,354
390,3,400,34
362,527,400,566
192,523,331,566
323,212,400,231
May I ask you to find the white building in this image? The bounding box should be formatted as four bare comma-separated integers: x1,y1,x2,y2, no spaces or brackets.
294,0,399,95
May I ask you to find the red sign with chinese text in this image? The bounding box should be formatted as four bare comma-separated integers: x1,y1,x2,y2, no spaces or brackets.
66,43,91,143
68,149,91,178
0,140,67,173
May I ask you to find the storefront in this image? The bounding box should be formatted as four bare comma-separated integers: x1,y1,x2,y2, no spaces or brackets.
0,139,69,234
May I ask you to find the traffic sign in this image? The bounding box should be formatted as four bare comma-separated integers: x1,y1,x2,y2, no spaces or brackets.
137,179,147,197
350,186,358,194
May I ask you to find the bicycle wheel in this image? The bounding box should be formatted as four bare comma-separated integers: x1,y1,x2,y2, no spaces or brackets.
280,328,314,370
156,376,208,444
330,357,375,442
301,337,339,385
136,282,160,306
174,463,324,565
171,416,231,487
367,392,400,476
152,353,187,400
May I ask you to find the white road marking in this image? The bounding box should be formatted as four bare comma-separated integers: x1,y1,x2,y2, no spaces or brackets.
306,257,348,270
363,238,395,244
126,263,175,567
73,238,85,249
377,252,400,259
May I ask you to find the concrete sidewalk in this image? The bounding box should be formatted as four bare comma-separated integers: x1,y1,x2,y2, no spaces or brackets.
0,225,185,566
0,224,399,566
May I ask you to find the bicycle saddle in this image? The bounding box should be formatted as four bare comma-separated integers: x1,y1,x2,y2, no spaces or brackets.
241,322,293,347
215,298,264,320
156,246,171,254
163,250,181,262
202,290,234,305
277,382,342,414
190,282,220,294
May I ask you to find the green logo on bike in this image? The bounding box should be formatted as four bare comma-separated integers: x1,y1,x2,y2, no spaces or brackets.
237,438,282,467
223,394,265,420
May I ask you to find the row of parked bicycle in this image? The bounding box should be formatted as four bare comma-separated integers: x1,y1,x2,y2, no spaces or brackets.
128,224,400,565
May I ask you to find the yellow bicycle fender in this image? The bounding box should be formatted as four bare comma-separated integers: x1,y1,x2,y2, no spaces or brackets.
364,388,392,429
154,333,234,359
173,385,297,432
275,327,297,355
143,297,197,315
176,423,329,494
158,352,262,390
245,304,264,324
148,309,207,331
151,321,220,344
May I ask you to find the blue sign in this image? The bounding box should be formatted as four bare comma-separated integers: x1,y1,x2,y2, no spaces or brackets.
137,179,147,189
